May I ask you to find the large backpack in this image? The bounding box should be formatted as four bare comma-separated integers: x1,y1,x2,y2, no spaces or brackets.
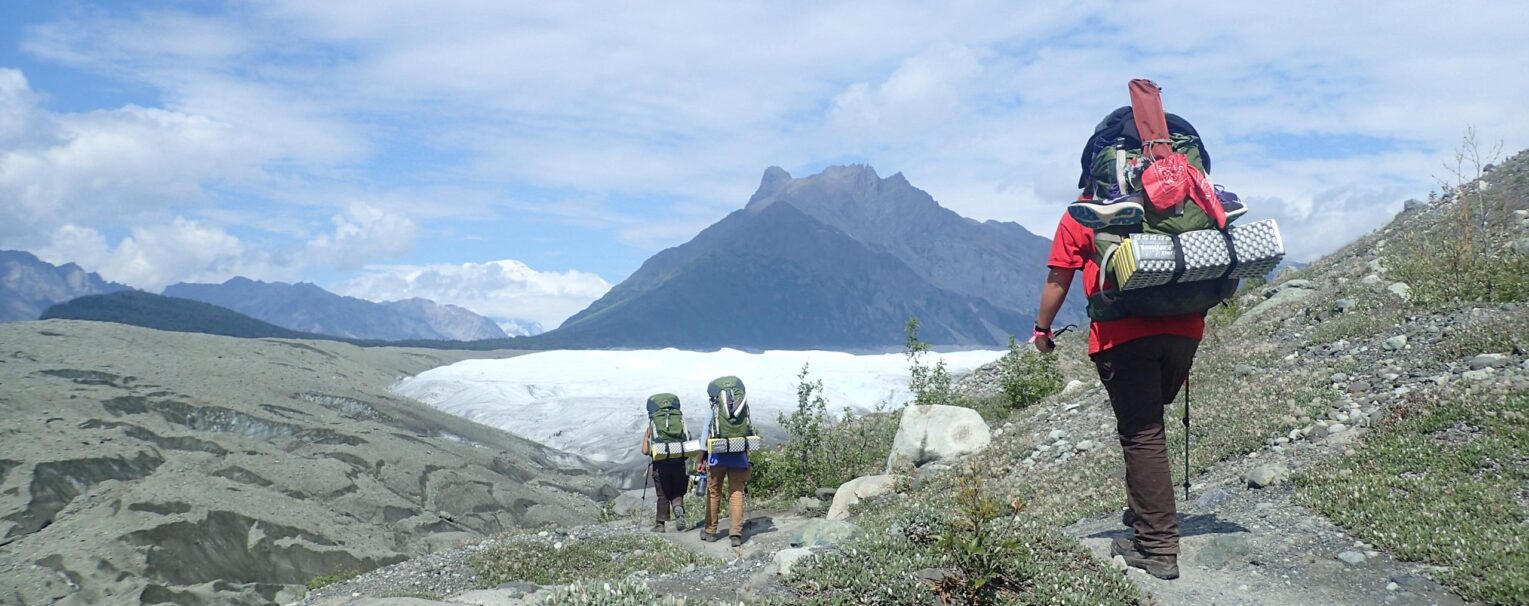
1084,80,1239,322
646,393,689,443
706,376,753,439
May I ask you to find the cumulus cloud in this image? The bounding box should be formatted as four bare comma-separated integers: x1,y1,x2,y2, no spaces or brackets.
305,204,418,270
331,259,612,329
36,219,289,290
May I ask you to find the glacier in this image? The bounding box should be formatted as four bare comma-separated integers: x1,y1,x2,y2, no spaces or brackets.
393,348,1005,481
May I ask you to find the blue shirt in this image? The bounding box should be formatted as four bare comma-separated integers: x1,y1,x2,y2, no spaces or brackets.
702,405,750,469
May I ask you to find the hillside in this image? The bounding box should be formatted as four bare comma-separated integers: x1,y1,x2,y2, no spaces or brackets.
41,290,334,340
164,278,507,342
308,151,1528,606
0,321,613,606
538,165,1080,350
0,250,129,322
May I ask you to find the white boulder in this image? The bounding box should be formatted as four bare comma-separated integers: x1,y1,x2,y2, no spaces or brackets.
885,404,992,471
826,475,899,520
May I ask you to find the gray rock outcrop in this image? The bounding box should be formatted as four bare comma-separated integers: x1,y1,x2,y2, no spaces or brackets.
826,475,900,520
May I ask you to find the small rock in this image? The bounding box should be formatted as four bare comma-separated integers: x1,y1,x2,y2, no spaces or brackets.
1111,555,1128,572
1328,423,1348,433
1308,424,1330,440
1271,445,1285,454
1048,429,1068,441
814,487,837,500
1061,380,1085,395
1285,279,1316,290
791,496,824,515
1236,364,1256,377
1195,487,1232,511
1075,440,1096,451
1469,353,1511,370
1333,299,1356,313
1386,582,1399,591
1462,368,1496,381
1337,550,1367,565
1331,372,1350,383
792,519,863,548
1388,282,1412,301
1245,463,1290,488
1362,274,1383,285
1196,535,1253,569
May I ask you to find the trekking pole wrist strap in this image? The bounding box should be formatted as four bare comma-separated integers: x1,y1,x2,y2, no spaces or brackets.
1027,325,1053,344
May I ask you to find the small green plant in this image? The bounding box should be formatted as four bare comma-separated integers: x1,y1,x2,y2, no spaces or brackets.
305,568,359,591
929,459,1028,605
998,336,1064,411
905,317,954,406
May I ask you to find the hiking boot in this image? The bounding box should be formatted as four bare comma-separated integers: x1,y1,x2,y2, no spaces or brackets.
730,535,743,548
1121,507,1138,529
1215,185,1248,223
1069,194,1145,229
672,505,687,531
1111,537,1179,580
650,522,665,533
702,530,722,542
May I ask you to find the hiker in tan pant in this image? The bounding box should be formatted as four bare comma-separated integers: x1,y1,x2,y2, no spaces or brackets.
700,460,749,540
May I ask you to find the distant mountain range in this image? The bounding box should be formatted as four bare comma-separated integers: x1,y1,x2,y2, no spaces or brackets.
11,164,1082,349
163,278,507,341
533,165,1080,349
0,250,129,322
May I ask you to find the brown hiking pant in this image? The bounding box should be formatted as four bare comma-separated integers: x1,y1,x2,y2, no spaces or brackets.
651,460,688,522
705,466,750,537
1092,334,1199,556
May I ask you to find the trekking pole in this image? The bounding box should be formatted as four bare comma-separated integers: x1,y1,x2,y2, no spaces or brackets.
1182,374,1191,500
641,462,652,512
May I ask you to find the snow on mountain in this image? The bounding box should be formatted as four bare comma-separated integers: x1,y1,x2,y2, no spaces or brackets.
394,348,1004,479
494,318,546,337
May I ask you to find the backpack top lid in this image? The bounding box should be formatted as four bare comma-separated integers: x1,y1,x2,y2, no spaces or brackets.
707,376,746,401
1077,106,1210,189
646,393,681,417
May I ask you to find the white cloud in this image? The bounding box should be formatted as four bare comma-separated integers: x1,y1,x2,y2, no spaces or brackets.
37,219,289,290
331,259,612,328
305,203,418,270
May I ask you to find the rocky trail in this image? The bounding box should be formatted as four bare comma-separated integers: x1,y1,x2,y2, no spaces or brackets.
1067,463,1464,606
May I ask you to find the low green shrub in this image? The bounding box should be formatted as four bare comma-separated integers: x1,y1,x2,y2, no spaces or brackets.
540,579,683,606
998,336,1064,411
471,534,708,587
1295,386,1529,604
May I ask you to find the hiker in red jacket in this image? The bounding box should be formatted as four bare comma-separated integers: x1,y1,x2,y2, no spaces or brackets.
1033,214,1198,580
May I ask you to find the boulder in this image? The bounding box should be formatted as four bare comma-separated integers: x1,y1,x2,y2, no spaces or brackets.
1469,353,1511,370
1387,282,1412,301
791,496,824,515
1244,463,1290,488
773,547,816,576
826,475,899,520
885,405,991,471
791,519,863,548
1237,287,1317,325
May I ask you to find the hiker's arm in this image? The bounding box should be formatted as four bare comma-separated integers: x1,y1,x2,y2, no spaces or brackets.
640,426,650,456
1035,268,1074,353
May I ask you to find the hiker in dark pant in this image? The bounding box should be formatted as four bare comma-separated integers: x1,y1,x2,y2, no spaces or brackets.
1034,212,1203,580
641,393,692,532
641,433,690,532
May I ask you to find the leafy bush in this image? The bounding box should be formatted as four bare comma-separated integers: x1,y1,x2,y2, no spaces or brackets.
750,367,901,500
906,317,954,406
305,568,359,591
998,336,1064,411
471,534,708,587
929,460,1029,604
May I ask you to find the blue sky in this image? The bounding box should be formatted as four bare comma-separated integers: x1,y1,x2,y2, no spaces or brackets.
2,1,1526,328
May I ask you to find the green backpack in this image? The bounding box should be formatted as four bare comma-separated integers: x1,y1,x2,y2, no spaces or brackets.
706,376,753,439
1084,81,1238,322
646,393,688,443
